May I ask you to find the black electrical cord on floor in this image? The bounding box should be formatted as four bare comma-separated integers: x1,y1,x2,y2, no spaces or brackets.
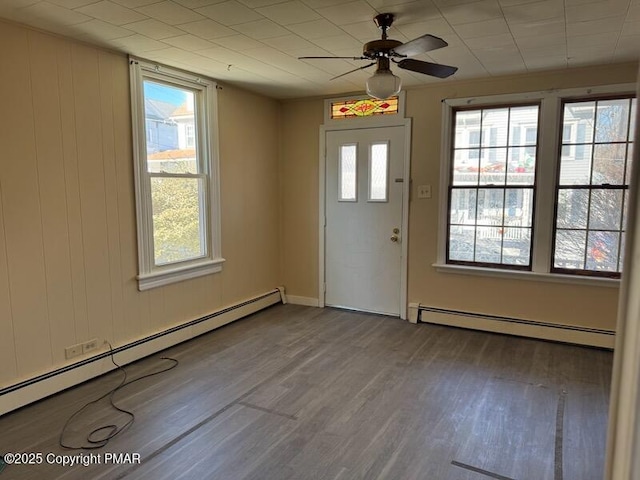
59,342,179,450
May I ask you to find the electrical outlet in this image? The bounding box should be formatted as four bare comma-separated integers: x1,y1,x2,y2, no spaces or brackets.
82,338,100,354
417,184,432,199
65,344,83,359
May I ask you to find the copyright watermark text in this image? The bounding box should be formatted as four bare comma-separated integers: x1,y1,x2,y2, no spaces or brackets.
2,452,141,467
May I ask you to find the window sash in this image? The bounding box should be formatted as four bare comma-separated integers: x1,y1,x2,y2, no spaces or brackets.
130,58,223,290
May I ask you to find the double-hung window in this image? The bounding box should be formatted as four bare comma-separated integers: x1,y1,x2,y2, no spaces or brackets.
440,86,636,282
130,58,223,290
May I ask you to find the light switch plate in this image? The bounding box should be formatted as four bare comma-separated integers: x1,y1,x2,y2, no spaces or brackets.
417,184,431,199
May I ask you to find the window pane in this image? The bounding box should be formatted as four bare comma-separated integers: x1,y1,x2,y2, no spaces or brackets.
454,111,481,148
559,144,592,185
502,228,531,265
505,188,533,227
630,99,637,141
144,81,198,174
623,190,629,230
479,148,507,185
507,147,536,184
477,189,504,226
592,144,626,185
563,101,595,144
556,189,588,229
453,150,479,185
626,143,634,184
370,143,388,201
482,109,508,147
449,226,475,261
339,145,357,201
450,189,477,225
151,177,205,265
554,230,586,270
475,227,502,263
586,231,619,272
589,189,622,230
595,99,630,143
509,106,538,146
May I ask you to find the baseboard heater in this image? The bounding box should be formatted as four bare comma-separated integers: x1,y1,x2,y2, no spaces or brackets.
411,304,615,349
0,288,283,416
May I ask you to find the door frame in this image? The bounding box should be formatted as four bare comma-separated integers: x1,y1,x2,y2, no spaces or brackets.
318,94,412,319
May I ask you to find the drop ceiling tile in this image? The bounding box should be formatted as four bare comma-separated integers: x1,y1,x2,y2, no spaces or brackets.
615,34,640,54
238,0,289,6
111,0,160,7
76,1,147,25
177,19,237,39
465,32,515,49
311,33,363,52
211,33,265,49
523,55,567,70
339,20,383,41
198,46,252,64
498,0,540,7
366,0,420,8
286,18,345,39
162,33,218,50
509,18,564,38
135,1,205,25
440,0,503,25
383,1,443,23
73,18,134,39
454,18,510,38
112,33,169,51
520,44,567,58
256,1,321,25
315,1,378,26
566,15,625,36
622,20,640,35
627,3,640,21
124,18,184,39
300,0,345,8
48,0,106,7
566,0,628,23
21,1,93,25
515,32,566,49
262,33,319,53
233,18,291,39
195,1,264,25
502,0,564,25
567,31,618,49
173,0,228,7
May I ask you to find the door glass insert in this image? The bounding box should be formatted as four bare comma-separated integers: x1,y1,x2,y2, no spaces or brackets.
369,142,389,201
339,144,357,201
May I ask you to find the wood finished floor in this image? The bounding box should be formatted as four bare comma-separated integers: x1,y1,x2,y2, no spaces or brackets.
0,305,613,480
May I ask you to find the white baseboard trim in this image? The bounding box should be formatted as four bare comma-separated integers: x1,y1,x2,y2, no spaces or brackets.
286,295,320,307
418,305,615,349
0,289,282,416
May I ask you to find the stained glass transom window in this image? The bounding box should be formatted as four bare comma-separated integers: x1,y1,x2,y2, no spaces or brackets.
331,97,399,120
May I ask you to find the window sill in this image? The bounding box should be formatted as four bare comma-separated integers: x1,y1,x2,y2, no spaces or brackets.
137,258,225,291
433,263,620,288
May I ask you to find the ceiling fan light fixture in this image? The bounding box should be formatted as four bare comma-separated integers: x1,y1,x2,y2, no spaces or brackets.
366,68,402,100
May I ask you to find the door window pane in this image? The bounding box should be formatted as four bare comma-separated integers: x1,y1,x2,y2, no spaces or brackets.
369,143,388,201
339,144,357,201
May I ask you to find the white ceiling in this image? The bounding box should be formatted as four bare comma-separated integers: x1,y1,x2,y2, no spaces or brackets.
1,0,638,99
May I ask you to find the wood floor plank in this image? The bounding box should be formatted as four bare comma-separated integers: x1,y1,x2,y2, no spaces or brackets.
0,305,613,480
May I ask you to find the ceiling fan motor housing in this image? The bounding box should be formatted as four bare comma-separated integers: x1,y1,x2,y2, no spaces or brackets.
363,39,403,58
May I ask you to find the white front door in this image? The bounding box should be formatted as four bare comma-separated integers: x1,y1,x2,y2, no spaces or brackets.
325,126,406,316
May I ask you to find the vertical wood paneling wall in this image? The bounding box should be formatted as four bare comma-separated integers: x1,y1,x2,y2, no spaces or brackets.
0,21,281,389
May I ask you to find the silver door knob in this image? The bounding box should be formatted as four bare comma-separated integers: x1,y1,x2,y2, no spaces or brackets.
390,235,399,242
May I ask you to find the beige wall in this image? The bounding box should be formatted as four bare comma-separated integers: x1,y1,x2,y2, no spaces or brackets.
280,62,638,331
0,21,280,389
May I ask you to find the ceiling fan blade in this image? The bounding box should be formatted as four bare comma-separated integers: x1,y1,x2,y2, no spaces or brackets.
396,58,457,78
299,56,367,60
330,62,376,80
391,34,448,57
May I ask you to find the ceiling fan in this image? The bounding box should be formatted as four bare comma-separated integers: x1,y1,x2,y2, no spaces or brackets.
299,13,458,99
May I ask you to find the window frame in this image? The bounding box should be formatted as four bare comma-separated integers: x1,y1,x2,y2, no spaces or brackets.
436,84,636,287
130,57,224,291
551,94,636,278
446,102,540,271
